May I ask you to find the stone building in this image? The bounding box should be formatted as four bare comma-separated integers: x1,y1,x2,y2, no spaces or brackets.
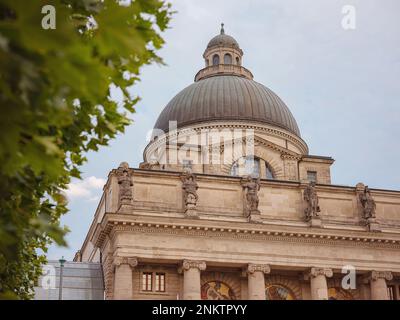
76,25,400,300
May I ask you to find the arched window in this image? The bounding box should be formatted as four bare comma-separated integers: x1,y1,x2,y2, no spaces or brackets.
266,162,274,179
230,156,260,178
212,54,220,65
236,56,240,65
224,53,232,64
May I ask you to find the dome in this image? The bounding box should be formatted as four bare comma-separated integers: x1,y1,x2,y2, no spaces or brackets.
206,23,240,50
207,34,240,49
153,75,301,137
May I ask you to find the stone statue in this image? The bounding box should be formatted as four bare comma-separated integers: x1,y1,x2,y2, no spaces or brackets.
359,186,376,220
241,175,262,223
116,162,133,206
304,181,320,221
181,168,199,217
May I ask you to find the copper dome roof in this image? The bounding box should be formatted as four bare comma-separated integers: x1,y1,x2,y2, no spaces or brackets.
153,75,301,137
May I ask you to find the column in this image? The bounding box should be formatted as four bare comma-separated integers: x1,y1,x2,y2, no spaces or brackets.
307,267,333,300
182,260,206,300
247,263,271,300
113,256,138,300
369,271,393,300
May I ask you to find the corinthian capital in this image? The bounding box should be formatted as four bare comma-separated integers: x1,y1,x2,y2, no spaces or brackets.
309,267,333,278
182,259,207,271
247,263,271,275
113,256,138,269
370,271,393,281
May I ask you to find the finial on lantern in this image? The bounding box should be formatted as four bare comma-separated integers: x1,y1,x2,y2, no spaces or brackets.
220,22,225,35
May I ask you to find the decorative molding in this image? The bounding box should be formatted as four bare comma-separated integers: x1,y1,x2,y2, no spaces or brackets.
182,259,207,271
96,219,400,251
370,271,393,281
113,256,138,269
308,267,333,278
247,263,271,275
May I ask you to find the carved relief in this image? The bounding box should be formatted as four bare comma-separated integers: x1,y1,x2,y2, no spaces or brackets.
306,267,333,279
303,182,321,222
181,168,199,218
182,259,207,271
247,263,271,275
113,256,138,269
116,162,133,207
282,156,298,181
241,176,262,223
370,271,393,281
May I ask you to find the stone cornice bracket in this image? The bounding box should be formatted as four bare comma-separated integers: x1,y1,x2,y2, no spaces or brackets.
182,259,207,272
308,267,333,279
113,256,138,269
370,271,393,282
247,263,271,275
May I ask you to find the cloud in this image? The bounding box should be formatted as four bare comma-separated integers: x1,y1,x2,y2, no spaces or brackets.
64,176,106,201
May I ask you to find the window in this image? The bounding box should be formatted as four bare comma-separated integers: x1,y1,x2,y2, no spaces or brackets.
155,273,166,292
266,163,274,179
230,156,260,178
224,53,232,64
307,171,317,183
182,159,193,170
236,56,240,65
142,272,152,291
212,54,220,65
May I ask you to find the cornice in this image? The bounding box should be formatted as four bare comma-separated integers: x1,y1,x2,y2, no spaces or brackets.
95,214,400,250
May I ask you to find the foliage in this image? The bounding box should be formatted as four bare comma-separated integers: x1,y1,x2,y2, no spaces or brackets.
0,0,172,299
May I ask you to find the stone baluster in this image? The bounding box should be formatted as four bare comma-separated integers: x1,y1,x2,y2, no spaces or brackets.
182,260,207,300
247,263,271,300
113,256,138,300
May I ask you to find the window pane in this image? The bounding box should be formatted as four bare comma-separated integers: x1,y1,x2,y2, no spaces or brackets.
307,171,317,182
212,54,219,65
142,272,152,291
266,163,274,179
224,53,232,64
155,273,165,292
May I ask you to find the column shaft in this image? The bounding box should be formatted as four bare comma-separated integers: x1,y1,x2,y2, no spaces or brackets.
371,278,389,300
310,274,329,300
114,263,133,300
248,271,266,300
183,267,201,300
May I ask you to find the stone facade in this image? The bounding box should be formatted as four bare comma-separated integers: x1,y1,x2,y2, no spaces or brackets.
76,26,400,300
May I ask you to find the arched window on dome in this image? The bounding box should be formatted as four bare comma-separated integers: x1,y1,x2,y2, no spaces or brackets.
212,54,220,66
236,56,240,65
224,53,232,65
230,156,260,178
266,162,275,180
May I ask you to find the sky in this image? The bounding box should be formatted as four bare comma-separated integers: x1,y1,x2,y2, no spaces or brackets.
47,0,400,260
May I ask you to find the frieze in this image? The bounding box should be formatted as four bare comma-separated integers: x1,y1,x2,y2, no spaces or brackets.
98,220,400,252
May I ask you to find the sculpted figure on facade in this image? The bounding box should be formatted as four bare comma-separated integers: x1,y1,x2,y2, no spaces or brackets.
359,186,376,220
116,162,133,206
304,181,320,221
241,175,262,223
181,168,199,217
